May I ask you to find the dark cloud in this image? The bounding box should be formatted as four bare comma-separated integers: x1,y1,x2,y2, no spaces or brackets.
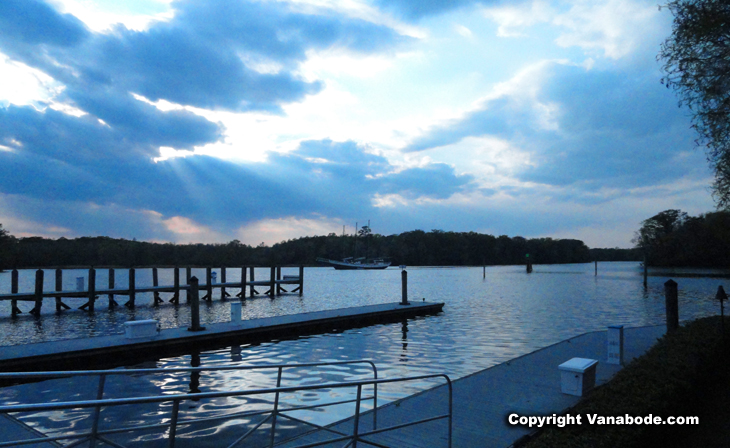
0,0,89,47
403,62,702,190
0,104,471,236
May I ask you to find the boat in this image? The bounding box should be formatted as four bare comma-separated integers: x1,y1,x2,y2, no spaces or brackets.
316,257,391,270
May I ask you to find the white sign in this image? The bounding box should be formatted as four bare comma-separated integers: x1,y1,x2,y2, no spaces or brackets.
607,325,624,365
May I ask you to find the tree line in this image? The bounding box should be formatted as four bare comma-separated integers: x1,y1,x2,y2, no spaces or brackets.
0,224,632,269
634,209,730,267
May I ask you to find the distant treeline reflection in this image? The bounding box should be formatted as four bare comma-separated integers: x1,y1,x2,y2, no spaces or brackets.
0,226,640,269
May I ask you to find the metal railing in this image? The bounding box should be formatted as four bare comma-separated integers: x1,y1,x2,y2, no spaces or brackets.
0,363,452,448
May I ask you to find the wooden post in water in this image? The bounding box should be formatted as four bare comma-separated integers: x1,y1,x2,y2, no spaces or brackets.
152,268,161,305
526,254,532,273
11,268,20,316
188,276,205,332
171,267,180,304
126,267,136,308
55,269,63,312
665,279,679,333
204,267,212,301
108,268,117,308
31,269,43,316
269,266,276,298
717,286,728,341
643,255,648,288
186,267,192,303
401,269,409,305
298,265,304,296
237,266,247,298
87,267,96,312
221,267,227,300
249,266,256,296
276,266,282,296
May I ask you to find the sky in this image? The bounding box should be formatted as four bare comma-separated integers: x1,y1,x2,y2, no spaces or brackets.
0,0,716,248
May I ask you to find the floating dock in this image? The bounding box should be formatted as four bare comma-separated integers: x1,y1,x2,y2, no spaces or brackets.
0,301,444,372
278,325,667,448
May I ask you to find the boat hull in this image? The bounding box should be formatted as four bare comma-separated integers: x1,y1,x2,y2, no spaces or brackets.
316,258,390,270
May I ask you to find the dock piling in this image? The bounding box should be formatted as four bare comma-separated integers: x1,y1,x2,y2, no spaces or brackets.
237,266,247,298
299,265,304,296
221,267,228,300
269,267,276,298
153,268,163,305
249,267,256,296
401,269,409,306
171,267,180,304
125,268,136,308
87,267,96,312
108,268,117,308
203,267,212,301
186,267,192,303
665,279,679,333
11,268,20,316
55,269,63,312
188,276,205,332
276,266,282,296
31,269,43,316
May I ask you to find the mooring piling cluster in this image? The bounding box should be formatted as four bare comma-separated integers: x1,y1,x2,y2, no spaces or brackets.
1,266,304,316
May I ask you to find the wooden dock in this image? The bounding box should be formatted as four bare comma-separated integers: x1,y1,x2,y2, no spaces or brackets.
0,301,444,372
0,266,304,316
277,325,667,448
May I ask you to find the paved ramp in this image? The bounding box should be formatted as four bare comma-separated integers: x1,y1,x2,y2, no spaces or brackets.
278,325,666,448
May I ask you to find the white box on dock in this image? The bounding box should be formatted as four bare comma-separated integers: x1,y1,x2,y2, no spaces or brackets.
559,357,598,396
124,320,159,339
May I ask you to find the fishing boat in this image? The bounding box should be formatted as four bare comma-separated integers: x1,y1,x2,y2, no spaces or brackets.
316,257,391,270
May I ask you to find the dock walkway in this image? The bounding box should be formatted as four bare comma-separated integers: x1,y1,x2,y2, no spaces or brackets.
0,301,444,372
278,325,666,448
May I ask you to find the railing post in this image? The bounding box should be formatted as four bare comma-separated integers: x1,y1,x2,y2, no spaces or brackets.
188,276,205,332
269,367,283,447
168,399,180,448
352,384,363,448
276,266,282,296
89,373,107,448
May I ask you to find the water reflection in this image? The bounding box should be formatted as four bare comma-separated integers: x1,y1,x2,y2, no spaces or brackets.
400,318,408,363
189,352,201,397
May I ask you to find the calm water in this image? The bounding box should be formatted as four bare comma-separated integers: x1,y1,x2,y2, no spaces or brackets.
0,263,726,446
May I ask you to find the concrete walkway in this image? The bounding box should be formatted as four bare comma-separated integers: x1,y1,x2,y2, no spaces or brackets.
278,325,667,448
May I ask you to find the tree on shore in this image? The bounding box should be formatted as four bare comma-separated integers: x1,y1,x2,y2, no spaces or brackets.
659,0,730,207
0,224,17,271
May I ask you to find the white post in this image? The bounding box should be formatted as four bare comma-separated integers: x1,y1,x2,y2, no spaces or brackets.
231,301,242,323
